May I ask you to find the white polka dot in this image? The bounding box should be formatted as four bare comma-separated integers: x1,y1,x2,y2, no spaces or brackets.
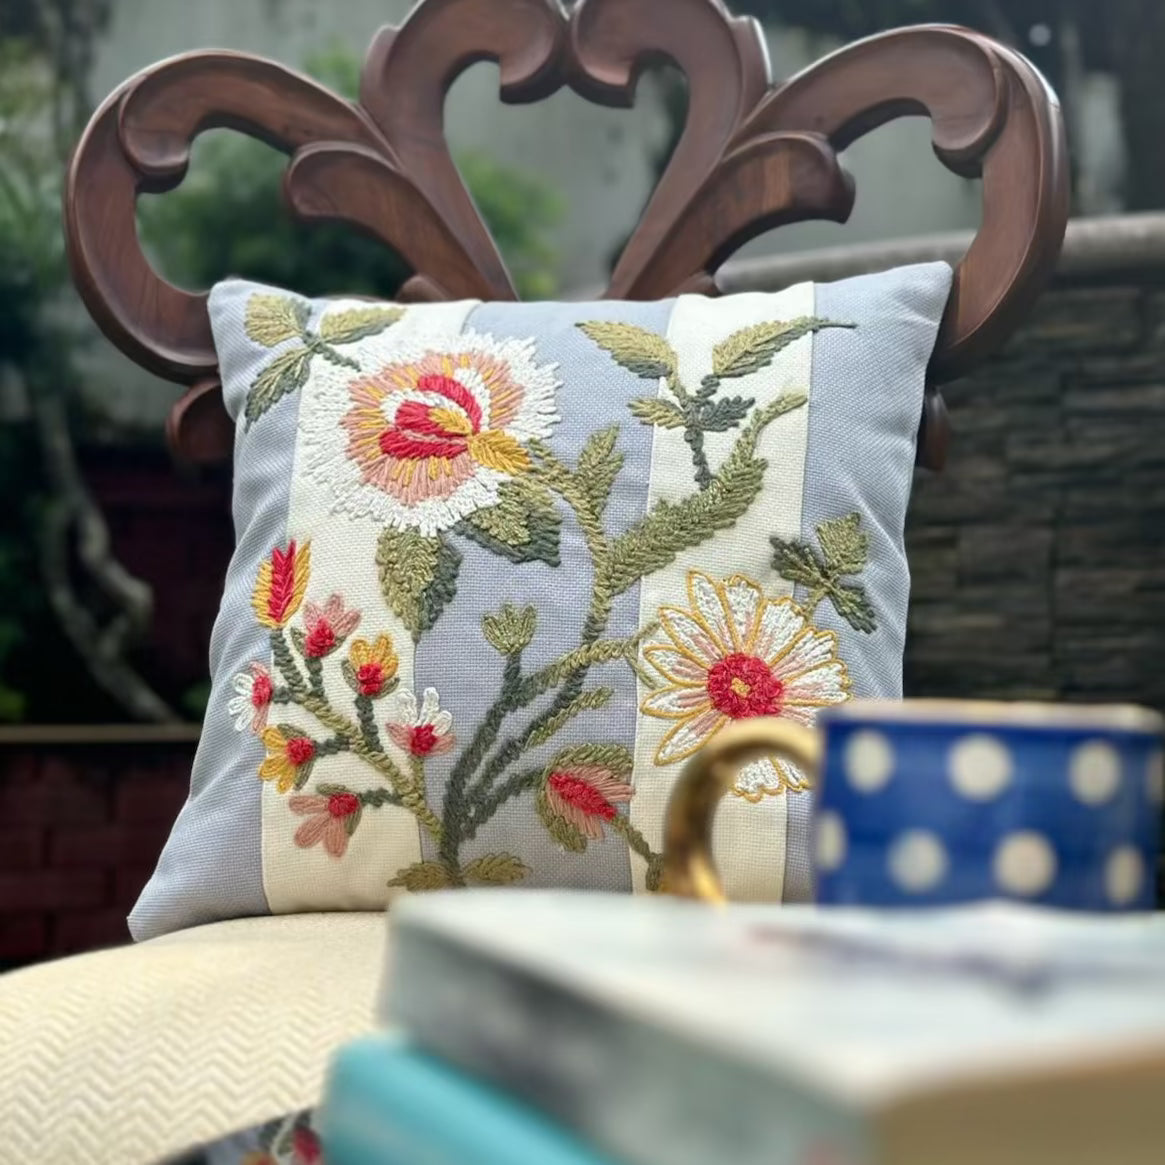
1069,740,1121,805
844,730,895,793
1147,752,1164,805
887,830,948,893
949,734,1013,800
993,832,1057,897
1105,846,1145,907
815,811,847,872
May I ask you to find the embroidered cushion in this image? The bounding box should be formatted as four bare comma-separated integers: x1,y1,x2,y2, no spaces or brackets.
130,264,953,939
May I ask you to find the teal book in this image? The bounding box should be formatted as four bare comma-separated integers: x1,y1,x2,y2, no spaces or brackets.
320,1032,625,1165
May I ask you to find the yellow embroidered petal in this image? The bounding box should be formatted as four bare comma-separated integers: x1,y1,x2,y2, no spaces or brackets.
251,559,276,629
286,541,312,623
467,430,532,475
429,406,474,436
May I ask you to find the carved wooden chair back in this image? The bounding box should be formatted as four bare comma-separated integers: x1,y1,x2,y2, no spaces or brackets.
63,0,1069,471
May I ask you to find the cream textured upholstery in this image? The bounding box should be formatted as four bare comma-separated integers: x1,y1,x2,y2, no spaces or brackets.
0,912,385,1165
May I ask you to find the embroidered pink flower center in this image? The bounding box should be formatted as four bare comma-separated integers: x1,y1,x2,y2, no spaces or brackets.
706,653,784,719
286,737,316,766
357,662,385,696
251,673,273,708
548,772,618,821
409,724,440,756
305,620,336,657
327,793,361,818
379,374,482,462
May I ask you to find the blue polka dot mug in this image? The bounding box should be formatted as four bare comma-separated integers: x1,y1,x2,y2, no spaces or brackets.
662,701,1163,910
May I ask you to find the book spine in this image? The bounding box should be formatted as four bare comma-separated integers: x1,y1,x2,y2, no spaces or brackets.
320,1034,625,1165
385,927,873,1165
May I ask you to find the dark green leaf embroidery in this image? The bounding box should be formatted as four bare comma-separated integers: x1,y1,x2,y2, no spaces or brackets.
607,393,807,595
710,316,855,381
463,853,530,885
245,346,312,426
458,478,562,566
524,688,613,748
575,320,677,379
771,511,877,633
536,788,589,852
376,527,462,640
698,394,753,432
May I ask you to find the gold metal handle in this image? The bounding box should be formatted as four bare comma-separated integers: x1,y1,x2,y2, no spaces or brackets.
661,717,823,903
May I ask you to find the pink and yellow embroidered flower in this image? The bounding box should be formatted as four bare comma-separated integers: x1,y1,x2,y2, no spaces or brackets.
252,540,311,628
641,571,850,797
347,634,398,697
543,762,634,842
302,593,361,657
386,687,454,756
227,662,273,733
290,791,361,857
259,726,317,793
323,333,559,534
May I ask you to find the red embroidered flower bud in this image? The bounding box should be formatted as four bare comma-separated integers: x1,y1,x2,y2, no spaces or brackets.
409,724,439,756
304,620,336,658
286,737,316,766
251,672,273,708
328,792,361,818
548,772,618,821
357,663,384,696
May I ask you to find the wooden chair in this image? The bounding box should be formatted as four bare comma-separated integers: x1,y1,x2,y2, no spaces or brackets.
0,3,1069,1163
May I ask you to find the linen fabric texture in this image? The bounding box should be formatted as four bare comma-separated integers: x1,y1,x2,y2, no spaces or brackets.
129,263,953,940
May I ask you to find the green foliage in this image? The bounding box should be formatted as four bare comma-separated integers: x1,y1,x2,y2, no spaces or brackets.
138,47,564,300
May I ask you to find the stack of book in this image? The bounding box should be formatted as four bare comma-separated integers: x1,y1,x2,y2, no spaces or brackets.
319,891,1165,1165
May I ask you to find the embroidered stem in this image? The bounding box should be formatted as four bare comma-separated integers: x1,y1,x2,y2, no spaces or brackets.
306,654,325,699
355,693,382,751
359,787,401,808
306,335,359,371
270,630,308,698
297,692,443,842
609,815,665,890
440,654,523,863
460,767,543,845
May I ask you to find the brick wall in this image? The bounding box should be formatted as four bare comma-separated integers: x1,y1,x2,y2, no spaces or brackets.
0,728,197,968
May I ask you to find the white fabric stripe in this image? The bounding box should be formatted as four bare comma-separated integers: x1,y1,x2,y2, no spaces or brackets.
629,285,816,901
263,299,480,913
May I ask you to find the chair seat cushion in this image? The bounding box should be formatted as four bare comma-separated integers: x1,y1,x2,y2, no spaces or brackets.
0,912,384,1165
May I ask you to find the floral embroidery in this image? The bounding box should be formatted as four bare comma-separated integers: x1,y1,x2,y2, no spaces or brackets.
640,570,851,798
228,662,273,733
300,593,361,657
259,726,318,793
236,306,856,886
386,687,455,757
252,541,311,628
303,332,560,536
243,294,404,427
343,634,399,698
291,790,362,857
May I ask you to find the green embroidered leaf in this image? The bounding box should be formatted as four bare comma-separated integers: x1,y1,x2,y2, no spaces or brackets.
606,393,807,595
244,345,311,427
482,603,538,655
769,537,830,592
645,854,667,893
536,789,588,852
770,511,877,633
459,478,561,565
244,293,309,347
387,860,456,890
698,394,753,432
376,528,462,639
289,626,308,656
831,582,877,634
711,316,854,381
525,688,613,749
628,397,686,429
463,853,530,886
816,512,870,576
319,305,404,345
548,742,634,776
575,426,624,515
577,321,677,379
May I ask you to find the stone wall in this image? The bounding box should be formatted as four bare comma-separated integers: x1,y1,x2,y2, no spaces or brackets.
724,213,1165,712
